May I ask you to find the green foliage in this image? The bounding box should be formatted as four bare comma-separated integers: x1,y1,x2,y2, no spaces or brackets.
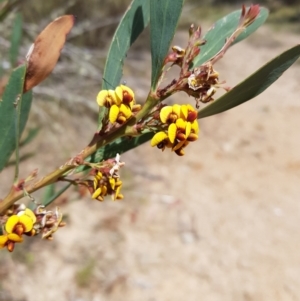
198,44,300,118
92,6,299,158
41,184,71,207
0,65,32,172
9,12,22,67
1,2,300,219
19,127,40,147
99,0,150,129
192,7,269,67
94,131,154,162
150,0,184,90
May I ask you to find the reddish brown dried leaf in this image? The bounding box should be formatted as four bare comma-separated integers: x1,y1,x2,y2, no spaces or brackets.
24,15,75,93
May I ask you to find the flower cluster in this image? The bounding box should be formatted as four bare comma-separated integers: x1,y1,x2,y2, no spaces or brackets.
151,104,199,156
91,171,123,201
83,154,125,201
97,84,141,124
0,205,65,252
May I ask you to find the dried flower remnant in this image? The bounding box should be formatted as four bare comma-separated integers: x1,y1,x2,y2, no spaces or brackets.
35,206,65,240
155,5,260,109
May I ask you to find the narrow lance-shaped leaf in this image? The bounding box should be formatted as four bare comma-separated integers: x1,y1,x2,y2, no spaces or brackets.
150,0,184,90
76,132,154,173
192,7,269,68
99,0,150,129
198,44,300,119
10,12,22,67
0,65,32,171
19,127,40,147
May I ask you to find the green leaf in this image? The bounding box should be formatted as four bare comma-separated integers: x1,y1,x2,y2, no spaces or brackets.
6,152,35,167
150,0,184,90
0,65,32,171
97,131,154,161
10,12,22,67
19,127,40,147
99,0,150,128
41,184,56,205
198,44,300,119
76,132,154,174
192,7,269,68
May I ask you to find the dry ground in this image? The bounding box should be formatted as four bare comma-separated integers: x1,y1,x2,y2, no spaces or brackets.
0,22,300,301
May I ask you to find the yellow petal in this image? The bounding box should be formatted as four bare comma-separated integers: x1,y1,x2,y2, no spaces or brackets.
175,118,186,131
96,90,118,107
115,86,123,102
96,90,108,106
160,106,172,123
119,103,132,119
113,184,122,201
115,180,122,187
19,215,34,233
180,104,188,119
116,193,124,200
92,187,102,199
186,104,195,112
150,131,168,147
93,177,99,190
102,185,108,196
109,104,120,123
191,120,199,134
185,122,192,137
172,104,181,117
168,123,177,143
7,233,23,243
5,215,19,234
24,208,37,224
95,171,103,180
0,235,8,248
109,177,116,190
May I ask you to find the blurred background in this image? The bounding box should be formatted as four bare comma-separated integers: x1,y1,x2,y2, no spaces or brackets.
0,0,300,300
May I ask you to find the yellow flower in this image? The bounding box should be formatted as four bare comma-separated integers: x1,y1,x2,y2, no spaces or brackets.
109,103,132,124
180,104,198,122
151,131,173,151
0,233,23,252
160,104,182,124
115,85,135,107
97,89,119,107
91,172,124,202
0,210,35,252
5,213,34,236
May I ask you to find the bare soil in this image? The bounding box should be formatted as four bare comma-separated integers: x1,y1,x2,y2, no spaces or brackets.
1,25,300,301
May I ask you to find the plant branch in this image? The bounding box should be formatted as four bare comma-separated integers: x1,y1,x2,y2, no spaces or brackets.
0,91,160,214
